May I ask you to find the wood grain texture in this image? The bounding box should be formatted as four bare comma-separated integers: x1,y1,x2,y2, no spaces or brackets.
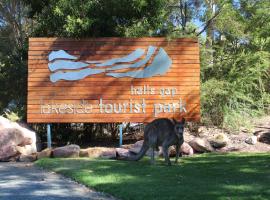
27,37,200,123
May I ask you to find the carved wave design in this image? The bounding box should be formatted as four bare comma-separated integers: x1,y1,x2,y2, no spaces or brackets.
48,46,172,82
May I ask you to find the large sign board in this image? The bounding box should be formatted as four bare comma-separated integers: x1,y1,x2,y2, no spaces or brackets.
27,38,200,123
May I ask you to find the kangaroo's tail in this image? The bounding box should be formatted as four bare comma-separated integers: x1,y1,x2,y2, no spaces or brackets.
127,142,149,161
118,142,149,161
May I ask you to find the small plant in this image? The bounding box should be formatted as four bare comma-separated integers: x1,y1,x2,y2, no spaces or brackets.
4,110,21,122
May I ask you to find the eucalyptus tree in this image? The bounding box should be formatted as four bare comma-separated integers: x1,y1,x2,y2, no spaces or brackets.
0,0,32,118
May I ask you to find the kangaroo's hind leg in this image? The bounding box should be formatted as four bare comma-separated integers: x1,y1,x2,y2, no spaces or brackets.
175,144,182,164
150,146,155,165
148,129,157,165
162,142,171,166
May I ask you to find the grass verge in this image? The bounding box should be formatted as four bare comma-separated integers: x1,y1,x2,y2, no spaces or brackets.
35,153,270,200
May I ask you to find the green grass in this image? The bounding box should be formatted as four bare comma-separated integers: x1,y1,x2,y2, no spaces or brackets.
35,153,270,200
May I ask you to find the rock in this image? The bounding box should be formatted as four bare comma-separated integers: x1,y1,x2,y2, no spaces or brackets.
0,145,19,161
37,148,52,159
216,146,239,153
0,128,31,148
129,140,159,157
158,146,176,157
0,117,36,151
19,154,37,162
198,126,205,134
0,117,37,161
0,116,14,129
189,138,214,152
245,136,257,145
16,145,38,156
53,145,80,158
180,142,194,155
159,143,193,157
209,133,229,148
240,127,249,133
121,144,133,149
257,132,270,144
0,128,33,161
86,147,116,159
169,146,176,157
116,148,131,158
79,149,89,157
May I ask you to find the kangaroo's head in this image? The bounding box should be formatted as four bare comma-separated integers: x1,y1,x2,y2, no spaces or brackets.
173,118,185,139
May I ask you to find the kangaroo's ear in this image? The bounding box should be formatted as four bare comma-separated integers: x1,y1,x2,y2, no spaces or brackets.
181,118,186,124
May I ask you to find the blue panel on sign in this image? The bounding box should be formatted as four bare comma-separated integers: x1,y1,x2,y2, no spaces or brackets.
107,46,157,71
47,47,172,82
50,68,105,82
49,60,90,72
48,50,77,61
106,48,172,78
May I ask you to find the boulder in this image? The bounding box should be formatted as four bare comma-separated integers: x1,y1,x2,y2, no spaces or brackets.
0,117,37,161
129,140,159,157
180,142,194,156
209,133,229,148
257,132,270,144
37,148,52,159
245,136,257,145
86,147,116,159
169,146,176,157
0,116,11,129
53,145,80,158
189,138,214,153
0,145,19,161
79,149,89,157
19,154,37,162
0,117,36,152
158,146,176,157
116,148,131,158
121,144,133,149
0,128,31,148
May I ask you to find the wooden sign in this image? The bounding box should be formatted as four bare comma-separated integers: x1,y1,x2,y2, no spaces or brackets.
27,37,200,123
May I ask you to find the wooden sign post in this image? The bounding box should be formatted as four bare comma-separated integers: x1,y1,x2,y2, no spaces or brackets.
28,38,200,124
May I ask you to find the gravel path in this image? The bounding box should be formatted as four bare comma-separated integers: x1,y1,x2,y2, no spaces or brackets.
0,162,117,200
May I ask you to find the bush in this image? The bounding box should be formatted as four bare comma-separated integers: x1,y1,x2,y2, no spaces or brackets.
201,79,229,126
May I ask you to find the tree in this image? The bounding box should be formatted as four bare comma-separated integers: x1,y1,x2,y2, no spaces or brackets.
26,0,167,37
0,0,31,118
200,0,270,129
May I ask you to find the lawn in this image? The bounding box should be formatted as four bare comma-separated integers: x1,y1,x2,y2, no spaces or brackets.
35,153,270,200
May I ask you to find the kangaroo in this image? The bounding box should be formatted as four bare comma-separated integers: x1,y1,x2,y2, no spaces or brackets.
127,118,185,165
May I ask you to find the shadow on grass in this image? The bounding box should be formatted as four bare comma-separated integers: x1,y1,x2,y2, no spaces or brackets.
36,153,270,200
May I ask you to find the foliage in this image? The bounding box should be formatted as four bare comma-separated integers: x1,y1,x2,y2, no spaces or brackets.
36,153,270,200
199,0,270,130
0,0,30,117
26,0,167,37
201,79,229,125
3,111,21,122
